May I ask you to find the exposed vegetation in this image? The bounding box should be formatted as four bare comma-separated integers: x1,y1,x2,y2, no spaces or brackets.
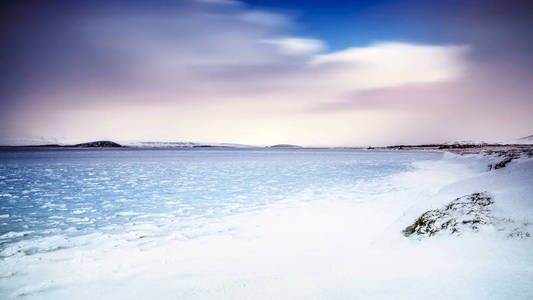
487,149,528,170
404,192,532,239
403,192,494,237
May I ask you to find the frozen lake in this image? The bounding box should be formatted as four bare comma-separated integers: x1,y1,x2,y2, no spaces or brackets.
1,148,532,299
0,148,439,243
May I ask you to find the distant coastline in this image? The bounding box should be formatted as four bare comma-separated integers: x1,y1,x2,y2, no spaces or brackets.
1,140,532,151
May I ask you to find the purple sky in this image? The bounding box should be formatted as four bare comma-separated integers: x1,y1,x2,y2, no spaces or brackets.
1,0,533,146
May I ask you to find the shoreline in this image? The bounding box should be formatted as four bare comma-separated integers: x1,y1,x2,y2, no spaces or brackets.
397,150,533,240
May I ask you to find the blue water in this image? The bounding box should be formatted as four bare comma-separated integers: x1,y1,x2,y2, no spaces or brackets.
0,148,442,250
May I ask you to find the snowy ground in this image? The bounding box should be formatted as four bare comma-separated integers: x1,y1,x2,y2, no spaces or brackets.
0,149,532,299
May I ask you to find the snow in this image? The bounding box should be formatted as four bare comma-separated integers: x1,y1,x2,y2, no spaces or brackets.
0,148,532,299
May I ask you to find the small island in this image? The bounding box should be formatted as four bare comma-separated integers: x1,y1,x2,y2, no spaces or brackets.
7,140,124,148
268,144,302,148
73,141,122,148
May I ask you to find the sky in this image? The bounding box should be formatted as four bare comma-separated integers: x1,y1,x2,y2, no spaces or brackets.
1,0,533,146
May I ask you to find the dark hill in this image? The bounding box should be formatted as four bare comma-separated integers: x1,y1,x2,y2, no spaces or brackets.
269,144,302,148
73,141,122,147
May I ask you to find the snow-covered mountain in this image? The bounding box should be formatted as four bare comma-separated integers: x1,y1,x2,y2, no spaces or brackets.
518,134,533,143
123,141,258,148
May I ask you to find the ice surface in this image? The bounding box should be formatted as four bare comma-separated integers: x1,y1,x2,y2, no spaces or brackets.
0,148,532,299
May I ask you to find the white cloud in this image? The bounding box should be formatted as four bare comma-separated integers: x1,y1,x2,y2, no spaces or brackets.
310,42,469,91
261,37,326,55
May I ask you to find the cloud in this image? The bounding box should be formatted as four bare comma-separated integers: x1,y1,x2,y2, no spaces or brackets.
0,1,467,108
306,42,469,94
196,0,242,6
261,37,326,55
238,10,290,27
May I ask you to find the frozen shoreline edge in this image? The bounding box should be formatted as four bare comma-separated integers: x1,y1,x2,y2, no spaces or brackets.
398,145,533,241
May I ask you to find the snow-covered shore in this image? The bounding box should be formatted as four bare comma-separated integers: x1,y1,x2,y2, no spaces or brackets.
0,148,532,299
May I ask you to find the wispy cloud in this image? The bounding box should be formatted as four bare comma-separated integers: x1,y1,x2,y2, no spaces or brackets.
261,37,326,55
308,42,469,94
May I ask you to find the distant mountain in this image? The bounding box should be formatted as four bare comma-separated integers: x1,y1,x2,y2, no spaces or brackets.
269,144,302,148
441,140,491,146
126,141,198,148
124,141,257,148
74,141,122,147
518,134,533,143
